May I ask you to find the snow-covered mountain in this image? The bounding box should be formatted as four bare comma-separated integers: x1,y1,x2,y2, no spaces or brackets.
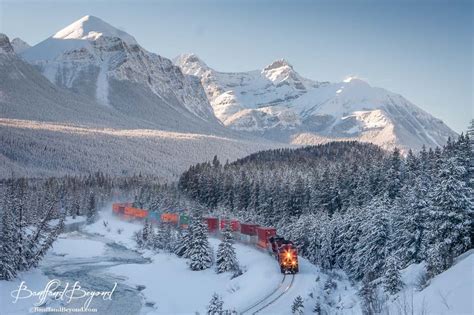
21,15,220,130
175,54,457,151
0,33,281,179
1,14,459,160
1,33,129,127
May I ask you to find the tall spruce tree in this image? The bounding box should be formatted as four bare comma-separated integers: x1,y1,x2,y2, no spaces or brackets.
216,224,239,274
383,255,404,295
207,293,224,315
175,229,191,257
0,202,18,280
188,214,213,271
427,156,472,275
291,295,304,314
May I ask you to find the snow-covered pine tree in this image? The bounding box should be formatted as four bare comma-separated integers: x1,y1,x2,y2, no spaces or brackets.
143,219,153,248
24,186,64,269
86,192,97,224
319,220,337,270
312,301,322,314
0,202,18,280
291,295,304,314
305,213,329,266
135,219,153,248
390,175,429,266
30,215,65,267
153,223,173,252
188,214,213,271
383,255,404,295
425,242,446,277
151,226,162,251
216,224,239,274
359,273,377,314
3,181,30,272
386,148,403,200
207,293,223,315
427,156,473,275
174,229,191,257
352,197,391,280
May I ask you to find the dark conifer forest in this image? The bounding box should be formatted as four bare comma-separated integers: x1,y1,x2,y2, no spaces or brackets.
178,135,473,287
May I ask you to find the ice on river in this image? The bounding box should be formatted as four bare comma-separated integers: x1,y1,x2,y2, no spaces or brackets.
51,237,105,258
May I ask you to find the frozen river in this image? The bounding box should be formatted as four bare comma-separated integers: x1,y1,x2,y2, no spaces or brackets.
40,225,151,315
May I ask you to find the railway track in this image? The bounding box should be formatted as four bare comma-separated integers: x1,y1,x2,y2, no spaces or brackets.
240,273,295,314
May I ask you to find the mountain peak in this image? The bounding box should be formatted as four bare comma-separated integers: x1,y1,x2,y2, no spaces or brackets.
11,37,31,54
177,53,208,67
0,33,14,55
52,15,137,45
174,53,211,76
261,58,306,87
263,59,293,71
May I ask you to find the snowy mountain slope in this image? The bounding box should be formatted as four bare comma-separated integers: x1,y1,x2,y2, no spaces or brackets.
174,54,325,126
0,33,127,127
0,118,282,179
0,34,286,179
175,54,457,151
387,250,473,315
21,16,220,128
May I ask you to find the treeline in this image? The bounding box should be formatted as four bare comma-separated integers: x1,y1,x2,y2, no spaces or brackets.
179,133,473,301
0,173,151,280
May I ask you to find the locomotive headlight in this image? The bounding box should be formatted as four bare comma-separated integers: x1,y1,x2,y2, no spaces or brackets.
292,260,296,266
286,252,291,258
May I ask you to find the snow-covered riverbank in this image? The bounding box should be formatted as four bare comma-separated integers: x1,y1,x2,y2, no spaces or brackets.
84,209,362,314
1,208,361,314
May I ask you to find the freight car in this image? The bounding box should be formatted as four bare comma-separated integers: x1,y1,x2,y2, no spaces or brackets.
112,202,148,220
111,204,299,274
203,216,299,274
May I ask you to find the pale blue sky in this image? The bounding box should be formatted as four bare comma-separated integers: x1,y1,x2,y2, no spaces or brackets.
0,0,472,132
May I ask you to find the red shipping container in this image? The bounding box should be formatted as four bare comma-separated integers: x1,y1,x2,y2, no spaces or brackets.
112,202,132,215
240,223,259,236
256,227,277,248
161,213,179,224
124,207,148,218
204,217,219,232
220,219,240,232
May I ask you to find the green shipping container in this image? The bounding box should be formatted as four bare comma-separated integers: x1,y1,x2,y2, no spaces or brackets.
179,214,190,225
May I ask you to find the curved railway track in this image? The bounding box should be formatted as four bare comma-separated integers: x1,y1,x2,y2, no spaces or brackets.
241,273,295,314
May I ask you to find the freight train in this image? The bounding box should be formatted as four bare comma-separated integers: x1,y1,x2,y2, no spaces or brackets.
111,203,299,274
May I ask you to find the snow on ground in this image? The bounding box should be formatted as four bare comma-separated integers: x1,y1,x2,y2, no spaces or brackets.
85,208,361,314
84,205,144,248
4,207,471,314
96,55,110,107
388,250,473,315
0,268,50,315
107,239,283,314
266,261,362,315
90,207,284,313
51,236,105,259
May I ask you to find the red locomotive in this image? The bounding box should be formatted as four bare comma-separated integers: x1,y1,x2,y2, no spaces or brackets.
270,237,299,274
111,204,299,274
200,217,299,274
